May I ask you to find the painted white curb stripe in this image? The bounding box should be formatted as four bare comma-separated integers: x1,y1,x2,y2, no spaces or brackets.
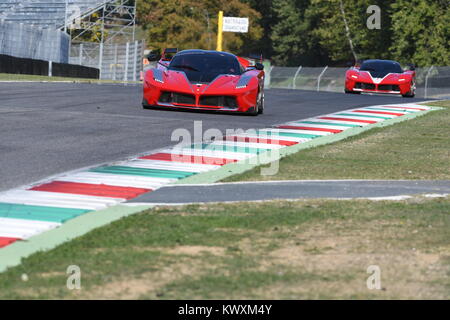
227,133,310,143
0,191,122,210
286,122,353,131
0,218,61,239
346,111,398,118
162,148,254,160
58,172,172,189
302,118,370,126
211,140,284,150
326,114,385,122
261,128,331,136
125,160,219,172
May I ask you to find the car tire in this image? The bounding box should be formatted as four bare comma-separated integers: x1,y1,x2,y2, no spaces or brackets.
257,90,264,114
402,80,416,98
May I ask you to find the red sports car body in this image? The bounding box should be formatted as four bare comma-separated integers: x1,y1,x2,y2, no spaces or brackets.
345,59,416,97
143,49,265,115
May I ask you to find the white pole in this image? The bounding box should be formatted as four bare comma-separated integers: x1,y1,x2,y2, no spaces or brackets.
317,66,328,91
133,40,138,81
98,42,103,79
124,42,129,82
79,43,83,65
424,66,434,99
292,66,302,89
48,61,52,77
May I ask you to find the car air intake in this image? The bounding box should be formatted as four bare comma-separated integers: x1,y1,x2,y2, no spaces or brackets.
158,92,196,105
355,82,376,90
199,96,238,108
378,84,400,91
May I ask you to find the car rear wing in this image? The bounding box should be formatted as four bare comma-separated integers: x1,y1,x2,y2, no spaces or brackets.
161,48,178,61
247,53,263,63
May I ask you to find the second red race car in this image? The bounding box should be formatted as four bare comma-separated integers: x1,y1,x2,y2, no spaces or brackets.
345,59,416,98
143,49,265,115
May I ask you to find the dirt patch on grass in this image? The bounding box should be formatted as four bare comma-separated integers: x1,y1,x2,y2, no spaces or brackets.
81,255,224,299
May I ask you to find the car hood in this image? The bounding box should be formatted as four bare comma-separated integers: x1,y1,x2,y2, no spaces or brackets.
163,70,241,94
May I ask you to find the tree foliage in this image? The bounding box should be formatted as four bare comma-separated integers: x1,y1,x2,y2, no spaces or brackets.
137,0,263,54
137,0,449,66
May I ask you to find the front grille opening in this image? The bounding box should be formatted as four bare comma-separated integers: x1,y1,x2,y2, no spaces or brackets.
199,96,238,108
378,84,400,91
158,92,196,105
355,82,376,90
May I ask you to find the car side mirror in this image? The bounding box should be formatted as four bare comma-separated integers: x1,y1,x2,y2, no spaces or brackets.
255,62,264,71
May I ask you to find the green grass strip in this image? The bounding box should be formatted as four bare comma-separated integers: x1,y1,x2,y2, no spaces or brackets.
0,203,89,223
90,166,194,179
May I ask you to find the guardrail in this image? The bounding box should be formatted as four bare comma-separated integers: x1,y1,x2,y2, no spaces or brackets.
268,65,450,99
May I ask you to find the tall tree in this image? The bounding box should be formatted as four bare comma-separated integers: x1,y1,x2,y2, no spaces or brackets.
271,0,330,66
136,0,263,54
389,0,450,66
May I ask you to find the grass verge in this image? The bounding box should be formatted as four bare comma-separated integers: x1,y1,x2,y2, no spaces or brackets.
0,197,449,299
0,73,140,84
223,100,450,182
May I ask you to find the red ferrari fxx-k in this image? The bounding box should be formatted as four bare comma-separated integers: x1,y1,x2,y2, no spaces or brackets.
345,59,416,97
143,49,265,115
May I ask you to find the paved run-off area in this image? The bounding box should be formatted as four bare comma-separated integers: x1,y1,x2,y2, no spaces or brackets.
129,180,450,204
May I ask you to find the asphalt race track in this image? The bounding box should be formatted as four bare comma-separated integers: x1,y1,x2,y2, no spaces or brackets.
0,82,429,192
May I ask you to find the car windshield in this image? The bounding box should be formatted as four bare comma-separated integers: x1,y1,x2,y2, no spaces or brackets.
168,52,242,83
360,60,403,78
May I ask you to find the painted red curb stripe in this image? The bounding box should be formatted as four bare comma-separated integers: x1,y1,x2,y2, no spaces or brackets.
223,136,298,146
0,237,19,248
319,117,377,124
30,181,151,200
384,105,427,111
140,153,237,166
353,110,405,116
277,125,343,133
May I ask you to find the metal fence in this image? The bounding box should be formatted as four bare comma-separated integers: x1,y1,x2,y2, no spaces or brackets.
69,40,144,81
268,65,450,99
0,21,69,63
